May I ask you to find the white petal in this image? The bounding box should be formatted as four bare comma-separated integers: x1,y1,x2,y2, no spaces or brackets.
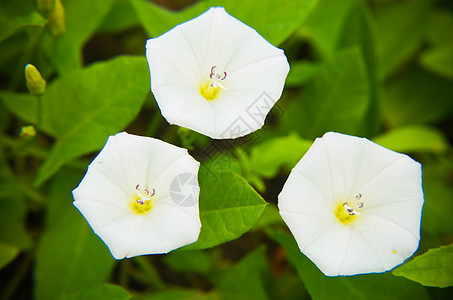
72,132,201,259
278,132,424,276
146,7,289,139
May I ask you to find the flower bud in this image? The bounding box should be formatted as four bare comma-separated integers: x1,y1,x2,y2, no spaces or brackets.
25,64,46,96
21,126,37,138
49,0,65,36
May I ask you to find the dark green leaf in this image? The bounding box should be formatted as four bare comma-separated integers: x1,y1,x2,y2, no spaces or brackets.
270,230,431,300
163,250,212,274
420,43,453,80
56,283,131,300
34,170,115,300
0,0,46,42
382,66,453,127
281,47,369,139
375,0,431,79
393,244,453,288
216,246,269,300
0,243,19,270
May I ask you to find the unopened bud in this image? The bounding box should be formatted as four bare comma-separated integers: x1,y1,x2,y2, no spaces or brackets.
25,64,46,96
49,0,65,36
37,0,55,16
21,125,37,138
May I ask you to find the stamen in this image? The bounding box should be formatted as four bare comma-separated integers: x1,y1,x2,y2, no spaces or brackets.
208,65,227,90
135,185,155,205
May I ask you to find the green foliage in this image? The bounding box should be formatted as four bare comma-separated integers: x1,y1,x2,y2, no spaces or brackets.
34,171,115,300
282,47,369,139
0,0,46,42
0,243,19,270
56,283,131,300
0,0,452,298
271,230,432,300
393,244,453,288
131,0,318,46
183,168,267,250
373,125,449,154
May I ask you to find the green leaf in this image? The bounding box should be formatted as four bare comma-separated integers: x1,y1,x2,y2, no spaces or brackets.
337,0,380,136
375,0,431,79
34,55,149,185
216,246,269,300
35,170,115,300
51,0,115,74
419,160,453,235
131,0,318,46
270,230,431,300
163,250,212,274
56,283,131,300
0,92,38,125
425,9,453,46
382,66,453,127
0,243,19,270
304,0,356,58
143,289,209,300
253,203,284,231
182,168,267,250
0,0,46,42
393,244,453,288
98,0,140,32
420,43,453,80
285,61,318,87
249,133,312,178
281,47,369,139
0,179,32,249
372,125,449,154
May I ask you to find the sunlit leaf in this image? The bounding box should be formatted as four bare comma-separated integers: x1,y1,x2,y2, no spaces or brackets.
372,125,449,154
270,230,431,300
131,0,318,46
182,168,267,250
249,133,312,178
393,244,453,288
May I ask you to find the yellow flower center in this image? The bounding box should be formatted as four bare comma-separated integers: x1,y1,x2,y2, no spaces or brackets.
131,185,154,215
199,65,227,101
334,193,364,225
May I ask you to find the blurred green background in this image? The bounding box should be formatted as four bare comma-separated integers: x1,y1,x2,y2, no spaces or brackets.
1,0,453,299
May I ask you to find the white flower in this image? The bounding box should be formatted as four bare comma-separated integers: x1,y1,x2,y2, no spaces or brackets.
72,132,201,259
278,132,424,276
145,7,289,139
